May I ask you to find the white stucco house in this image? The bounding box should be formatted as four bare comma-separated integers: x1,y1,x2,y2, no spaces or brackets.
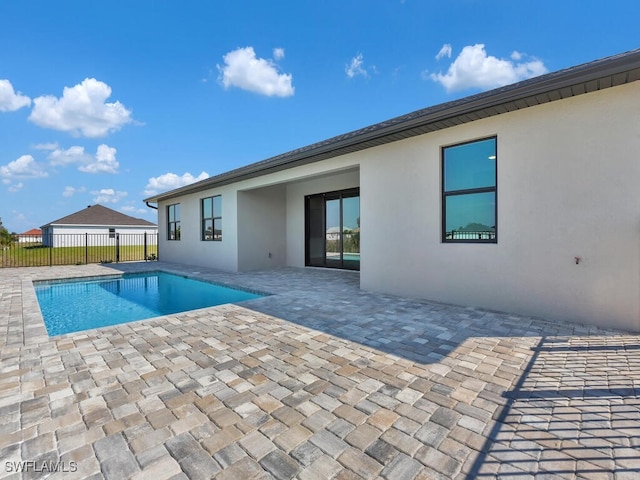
42,204,157,247
144,49,640,332
17,228,42,243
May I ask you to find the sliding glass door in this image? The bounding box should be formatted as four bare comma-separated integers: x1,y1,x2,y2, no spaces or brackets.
305,188,360,270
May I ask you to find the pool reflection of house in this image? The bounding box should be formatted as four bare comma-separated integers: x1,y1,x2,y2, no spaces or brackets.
144,49,640,332
325,226,340,241
326,226,359,240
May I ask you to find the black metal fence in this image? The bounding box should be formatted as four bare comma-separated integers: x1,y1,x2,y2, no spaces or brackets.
445,230,496,240
1,233,158,268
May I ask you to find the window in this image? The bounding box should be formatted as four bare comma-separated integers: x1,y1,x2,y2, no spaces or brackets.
201,195,222,241
442,137,497,242
167,204,181,240
108,228,116,239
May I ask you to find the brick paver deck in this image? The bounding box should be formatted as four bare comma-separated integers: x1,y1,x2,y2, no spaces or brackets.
1,262,639,479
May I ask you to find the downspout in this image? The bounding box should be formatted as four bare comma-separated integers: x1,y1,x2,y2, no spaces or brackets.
145,202,159,260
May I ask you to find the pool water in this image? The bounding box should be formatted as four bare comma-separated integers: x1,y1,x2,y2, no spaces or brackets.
35,272,264,336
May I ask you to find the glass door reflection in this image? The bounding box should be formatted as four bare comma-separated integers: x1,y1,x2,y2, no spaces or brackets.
341,195,360,270
305,188,359,270
325,198,341,267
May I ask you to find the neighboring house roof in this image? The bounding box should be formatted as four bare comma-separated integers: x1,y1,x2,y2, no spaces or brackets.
42,205,157,228
144,48,640,204
19,228,42,236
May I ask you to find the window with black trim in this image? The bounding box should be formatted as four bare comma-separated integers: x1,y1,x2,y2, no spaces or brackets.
201,195,222,241
442,137,497,242
167,204,181,240
108,228,116,239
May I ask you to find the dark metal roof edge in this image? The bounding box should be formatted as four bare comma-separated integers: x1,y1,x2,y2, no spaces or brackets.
42,222,157,227
145,48,640,203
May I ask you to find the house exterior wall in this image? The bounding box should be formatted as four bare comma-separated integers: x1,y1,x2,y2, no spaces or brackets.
18,235,42,243
157,158,360,271
237,185,287,271
43,226,157,247
158,184,239,271
360,82,640,332
154,81,640,332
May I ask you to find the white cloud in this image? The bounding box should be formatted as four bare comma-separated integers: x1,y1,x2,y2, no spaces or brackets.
346,53,368,79
0,155,48,179
62,186,86,197
79,145,119,174
8,182,24,192
121,205,148,216
33,142,59,151
430,44,548,93
217,47,294,97
48,145,91,167
29,78,133,137
144,171,209,196
435,44,452,60
273,48,285,60
91,188,127,204
0,79,31,112
47,144,119,174
200,68,215,83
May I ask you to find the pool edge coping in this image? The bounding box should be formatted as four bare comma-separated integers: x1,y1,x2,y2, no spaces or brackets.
26,267,274,343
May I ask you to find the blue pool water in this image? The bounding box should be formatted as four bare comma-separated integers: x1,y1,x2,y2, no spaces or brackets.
35,272,263,336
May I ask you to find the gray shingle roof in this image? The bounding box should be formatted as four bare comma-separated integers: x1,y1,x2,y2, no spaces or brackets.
144,48,640,203
42,205,157,228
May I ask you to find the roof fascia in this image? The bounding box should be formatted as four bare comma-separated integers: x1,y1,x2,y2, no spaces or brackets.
145,49,640,203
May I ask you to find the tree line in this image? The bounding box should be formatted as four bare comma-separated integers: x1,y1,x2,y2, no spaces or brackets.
0,218,16,247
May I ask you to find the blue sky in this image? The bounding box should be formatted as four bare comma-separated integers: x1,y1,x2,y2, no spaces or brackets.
0,0,638,233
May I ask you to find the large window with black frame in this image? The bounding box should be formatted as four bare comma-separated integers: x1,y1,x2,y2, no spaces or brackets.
442,137,497,242
201,195,222,241
167,204,181,240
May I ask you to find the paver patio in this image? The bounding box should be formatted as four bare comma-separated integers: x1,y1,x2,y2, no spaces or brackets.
1,262,639,479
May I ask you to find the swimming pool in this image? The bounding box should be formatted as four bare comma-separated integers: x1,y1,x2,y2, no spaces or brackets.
35,271,264,336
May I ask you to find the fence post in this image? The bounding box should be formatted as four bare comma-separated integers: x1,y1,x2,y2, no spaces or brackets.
85,233,88,264
116,233,120,263
49,235,53,267
144,232,148,261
